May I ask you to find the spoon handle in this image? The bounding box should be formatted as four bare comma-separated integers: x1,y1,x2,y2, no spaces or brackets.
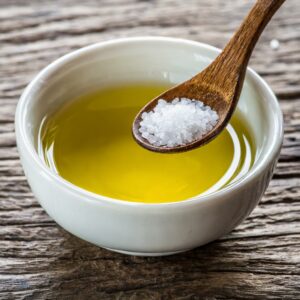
200,0,285,99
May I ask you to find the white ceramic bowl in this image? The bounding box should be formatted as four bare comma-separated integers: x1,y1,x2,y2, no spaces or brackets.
15,37,283,256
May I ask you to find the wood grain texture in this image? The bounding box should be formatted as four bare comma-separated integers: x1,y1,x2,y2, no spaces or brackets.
0,0,299,299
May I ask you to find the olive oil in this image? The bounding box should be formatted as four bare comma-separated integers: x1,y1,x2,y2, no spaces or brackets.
39,84,254,203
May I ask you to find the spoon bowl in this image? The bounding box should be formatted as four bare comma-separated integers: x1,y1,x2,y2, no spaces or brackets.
133,76,232,153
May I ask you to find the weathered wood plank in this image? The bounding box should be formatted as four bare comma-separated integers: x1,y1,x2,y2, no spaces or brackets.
0,0,299,299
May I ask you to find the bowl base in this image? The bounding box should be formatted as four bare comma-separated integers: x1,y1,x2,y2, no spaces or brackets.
104,247,192,257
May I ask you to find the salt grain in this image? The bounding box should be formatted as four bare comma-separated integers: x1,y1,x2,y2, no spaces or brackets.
270,39,280,50
139,98,219,147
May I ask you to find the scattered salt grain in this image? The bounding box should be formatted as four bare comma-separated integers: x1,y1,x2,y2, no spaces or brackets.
139,98,219,147
270,39,280,50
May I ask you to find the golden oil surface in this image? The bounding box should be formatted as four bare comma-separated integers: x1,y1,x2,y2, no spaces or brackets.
39,84,253,203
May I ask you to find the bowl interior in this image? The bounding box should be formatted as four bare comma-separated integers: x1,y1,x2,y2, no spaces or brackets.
19,37,282,199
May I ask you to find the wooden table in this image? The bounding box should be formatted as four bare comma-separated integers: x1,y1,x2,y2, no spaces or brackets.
1,0,299,299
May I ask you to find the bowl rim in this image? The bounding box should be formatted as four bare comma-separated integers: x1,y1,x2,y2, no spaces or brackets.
15,36,284,208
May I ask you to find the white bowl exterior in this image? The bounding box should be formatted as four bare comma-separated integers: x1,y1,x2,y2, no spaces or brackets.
15,37,283,255
19,148,277,254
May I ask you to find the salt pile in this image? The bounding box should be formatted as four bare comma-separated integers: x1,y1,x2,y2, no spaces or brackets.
139,98,219,147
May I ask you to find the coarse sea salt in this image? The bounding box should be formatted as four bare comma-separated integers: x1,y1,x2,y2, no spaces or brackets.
139,98,219,147
270,39,280,50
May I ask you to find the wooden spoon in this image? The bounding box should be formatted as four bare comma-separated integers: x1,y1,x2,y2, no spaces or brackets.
132,0,285,153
